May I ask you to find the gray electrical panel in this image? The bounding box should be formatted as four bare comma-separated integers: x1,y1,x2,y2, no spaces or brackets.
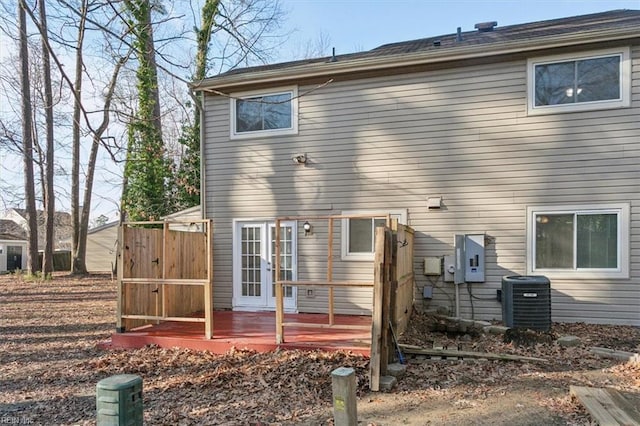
453,234,485,284
464,234,485,282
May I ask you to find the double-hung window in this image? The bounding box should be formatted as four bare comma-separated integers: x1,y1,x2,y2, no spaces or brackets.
230,87,298,139
527,47,630,115
526,204,629,278
341,210,407,261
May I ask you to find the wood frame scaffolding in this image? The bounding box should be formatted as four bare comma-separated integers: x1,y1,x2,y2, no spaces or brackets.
273,214,391,345
116,219,215,338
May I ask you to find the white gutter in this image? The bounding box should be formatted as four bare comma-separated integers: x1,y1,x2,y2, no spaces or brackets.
192,27,639,92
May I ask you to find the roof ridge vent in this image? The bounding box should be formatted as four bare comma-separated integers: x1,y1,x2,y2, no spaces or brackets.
475,21,498,32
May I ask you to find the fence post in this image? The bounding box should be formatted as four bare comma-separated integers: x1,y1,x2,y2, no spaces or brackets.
332,367,357,426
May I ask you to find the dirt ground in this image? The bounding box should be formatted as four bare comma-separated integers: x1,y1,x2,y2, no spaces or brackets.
1,274,639,425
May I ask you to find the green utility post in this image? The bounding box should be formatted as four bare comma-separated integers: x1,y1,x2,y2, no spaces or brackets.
96,374,143,426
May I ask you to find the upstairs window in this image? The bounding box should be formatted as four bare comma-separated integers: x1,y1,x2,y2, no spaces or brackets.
526,204,629,279
527,47,630,115
230,87,297,139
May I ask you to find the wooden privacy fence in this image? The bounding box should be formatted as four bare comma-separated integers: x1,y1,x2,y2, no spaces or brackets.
370,224,415,391
273,215,416,391
116,220,214,338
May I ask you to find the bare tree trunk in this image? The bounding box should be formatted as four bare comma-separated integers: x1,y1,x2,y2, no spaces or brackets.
18,0,39,275
71,0,88,275
39,0,55,276
76,57,127,275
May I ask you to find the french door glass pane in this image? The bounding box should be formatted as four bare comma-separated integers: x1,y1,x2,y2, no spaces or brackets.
577,214,617,268
241,226,261,297
535,214,573,268
271,226,293,298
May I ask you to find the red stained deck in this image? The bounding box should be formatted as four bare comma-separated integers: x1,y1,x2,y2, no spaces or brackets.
104,311,372,356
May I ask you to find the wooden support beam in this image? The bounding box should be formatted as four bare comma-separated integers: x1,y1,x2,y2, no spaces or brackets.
204,220,214,339
121,278,208,286
380,228,392,375
283,322,371,330
120,315,206,323
162,222,169,320
278,280,373,287
116,225,125,332
369,226,386,392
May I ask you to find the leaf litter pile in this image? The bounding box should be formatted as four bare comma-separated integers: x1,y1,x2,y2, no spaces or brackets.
1,274,638,425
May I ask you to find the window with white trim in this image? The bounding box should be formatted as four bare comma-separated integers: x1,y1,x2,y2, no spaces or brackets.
526,204,629,279
527,47,631,115
230,87,298,139
341,210,407,261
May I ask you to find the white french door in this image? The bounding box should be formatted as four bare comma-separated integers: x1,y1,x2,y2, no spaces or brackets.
233,220,297,311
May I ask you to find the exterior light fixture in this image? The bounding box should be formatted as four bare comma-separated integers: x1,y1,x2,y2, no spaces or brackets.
292,154,307,164
303,221,312,236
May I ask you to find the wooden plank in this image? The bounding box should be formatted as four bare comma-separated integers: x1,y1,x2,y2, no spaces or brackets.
400,345,548,363
121,315,206,323
116,225,124,332
369,226,386,392
591,347,640,363
380,228,392,375
121,278,208,285
162,223,169,320
283,322,371,330
570,386,640,426
205,220,214,339
278,280,374,287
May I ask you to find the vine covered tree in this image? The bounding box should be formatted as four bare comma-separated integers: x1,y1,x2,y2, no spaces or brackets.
122,0,170,221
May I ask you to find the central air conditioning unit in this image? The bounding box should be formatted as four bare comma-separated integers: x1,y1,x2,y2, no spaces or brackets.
501,275,551,331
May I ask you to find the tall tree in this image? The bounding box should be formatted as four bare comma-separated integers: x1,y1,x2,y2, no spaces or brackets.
171,0,219,210
18,0,39,275
38,0,55,276
70,0,87,274
122,0,170,221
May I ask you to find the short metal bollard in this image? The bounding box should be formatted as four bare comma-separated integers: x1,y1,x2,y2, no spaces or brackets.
331,367,357,426
96,374,143,426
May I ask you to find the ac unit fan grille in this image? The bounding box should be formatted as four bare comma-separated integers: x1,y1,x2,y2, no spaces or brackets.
502,277,551,331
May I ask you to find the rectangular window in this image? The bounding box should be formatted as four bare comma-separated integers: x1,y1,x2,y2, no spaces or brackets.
527,204,629,279
230,87,297,139
341,210,407,261
527,47,630,115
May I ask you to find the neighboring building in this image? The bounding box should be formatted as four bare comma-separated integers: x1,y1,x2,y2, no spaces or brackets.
85,221,119,274
0,220,27,272
2,208,73,250
194,10,640,326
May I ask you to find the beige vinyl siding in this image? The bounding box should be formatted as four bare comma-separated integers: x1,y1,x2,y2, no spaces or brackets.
86,224,118,273
204,43,640,325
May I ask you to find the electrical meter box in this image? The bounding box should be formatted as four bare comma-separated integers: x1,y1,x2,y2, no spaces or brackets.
96,374,143,426
453,234,486,283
